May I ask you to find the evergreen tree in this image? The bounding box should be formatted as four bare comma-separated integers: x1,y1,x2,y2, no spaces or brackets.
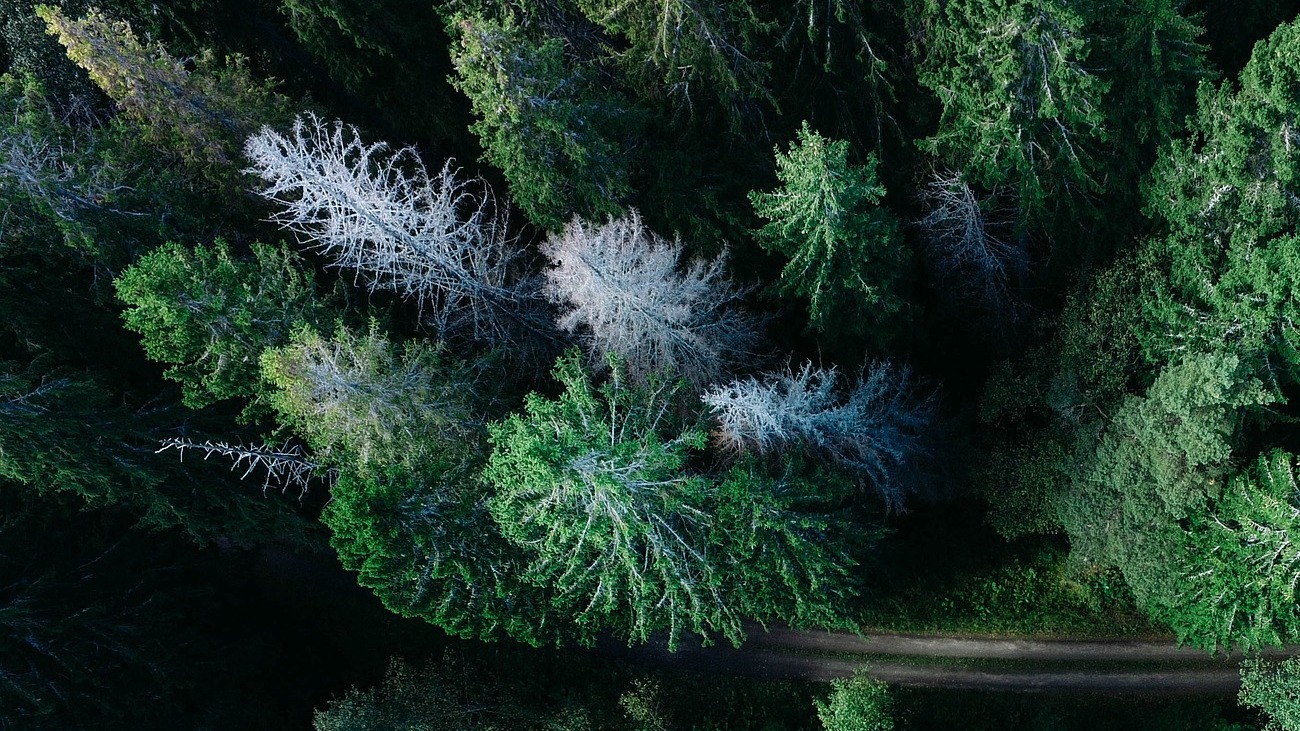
749,122,909,341
38,5,291,192
449,9,636,230
1137,19,1300,385
574,0,772,119
115,240,332,410
914,0,1109,224
484,350,733,647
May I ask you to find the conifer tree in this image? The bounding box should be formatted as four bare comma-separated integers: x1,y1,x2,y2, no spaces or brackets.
542,211,756,389
115,240,331,409
484,350,733,647
914,0,1108,224
749,122,908,340
38,5,291,190
449,10,635,230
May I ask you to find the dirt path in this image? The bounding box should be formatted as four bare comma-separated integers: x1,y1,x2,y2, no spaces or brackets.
745,624,1294,663
591,623,1294,695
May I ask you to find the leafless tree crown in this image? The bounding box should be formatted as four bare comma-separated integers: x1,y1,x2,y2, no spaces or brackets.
703,361,935,510
917,169,1024,307
244,114,528,340
541,211,756,388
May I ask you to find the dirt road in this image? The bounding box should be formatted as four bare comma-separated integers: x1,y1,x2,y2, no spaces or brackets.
592,623,1289,695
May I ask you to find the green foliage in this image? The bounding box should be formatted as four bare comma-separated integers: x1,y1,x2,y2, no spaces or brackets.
573,0,772,119
261,324,476,471
0,359,154,507
1091,0,1211,150
279,0,459,141
863,543,1151,636
815,670,894,731
323,464,561,645
1138,19,1300,381
1177,451,1300,650
714,460,862,628
116,240,331,410
1055,353,1281,648
749,122,908,340
38,4,292,192
314,654,549,731
449,10,635,230
1241,656,1300,731
915,0,1109,223
484,350,729,647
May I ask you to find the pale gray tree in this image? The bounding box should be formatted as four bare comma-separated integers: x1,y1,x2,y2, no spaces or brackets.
703,361,934,510
244,114,535,341
541,211,757,388
917,169,1024,310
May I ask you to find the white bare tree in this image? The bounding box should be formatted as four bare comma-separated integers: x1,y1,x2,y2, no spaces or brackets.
244,114,536,341
156,437,328,496
541,211,757,388
702,361,935,510
917,169,1025,309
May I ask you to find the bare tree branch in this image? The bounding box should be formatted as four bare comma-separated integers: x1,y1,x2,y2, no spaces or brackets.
703,361,935,510
157,437,328,496
245,114,541,342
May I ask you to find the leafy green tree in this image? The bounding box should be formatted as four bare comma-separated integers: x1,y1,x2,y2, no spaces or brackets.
484,350,732,647
815,669,894,731
914,0,1109,224
749,122,908,340
449,10,635,230
1241,656,1300,731
38,5,291,191
1057,353,1276,648
115,240,332,410
261,324,476,471
1091,0,1211,152
1137,19,1300,384
261,324,558,642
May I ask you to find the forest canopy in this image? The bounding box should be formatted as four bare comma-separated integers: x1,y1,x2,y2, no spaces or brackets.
3,0,1300,728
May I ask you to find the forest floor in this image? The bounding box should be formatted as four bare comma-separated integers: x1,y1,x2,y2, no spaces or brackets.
587,623,1300,695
